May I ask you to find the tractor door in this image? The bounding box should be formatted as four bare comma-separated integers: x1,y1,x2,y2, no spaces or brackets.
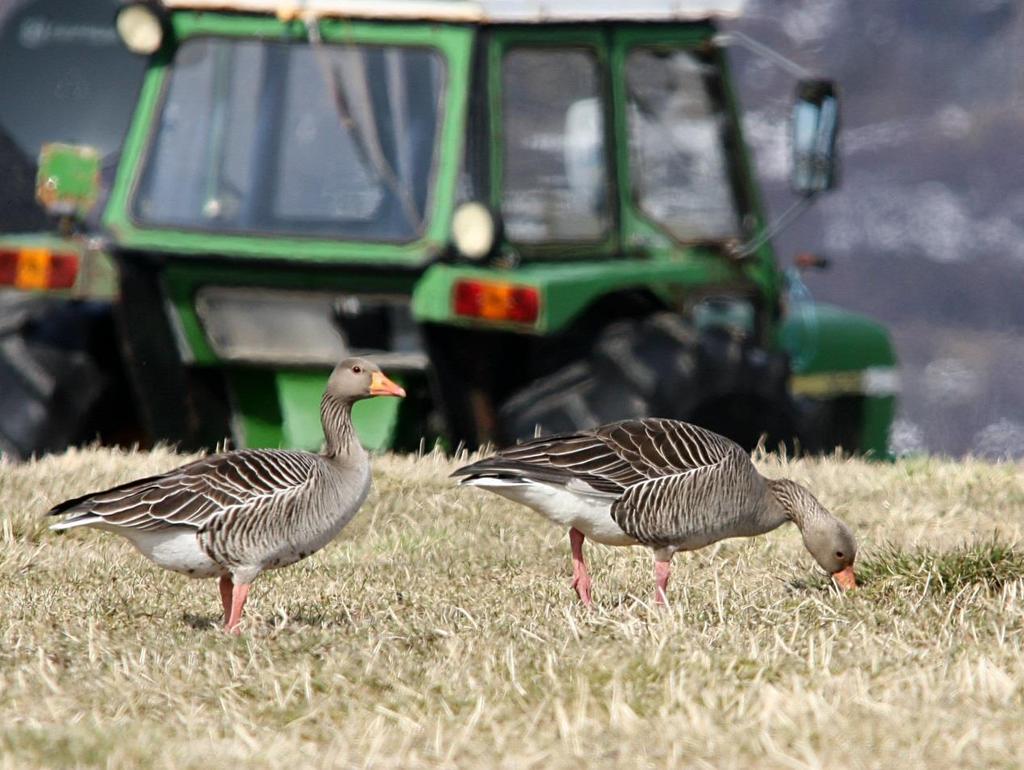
487,28,619,260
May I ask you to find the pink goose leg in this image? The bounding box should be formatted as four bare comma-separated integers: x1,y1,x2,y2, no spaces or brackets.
219,575,233,624
225,582,251,634
654,560,671,607
569,528,593,607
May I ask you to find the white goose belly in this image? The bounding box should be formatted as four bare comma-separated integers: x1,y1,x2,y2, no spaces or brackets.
467,478,638,546
119,526,221,578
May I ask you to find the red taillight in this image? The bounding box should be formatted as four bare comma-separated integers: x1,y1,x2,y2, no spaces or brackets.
0,250,17,285
452,279,540,324
453,280,483,317
511,285,539,323
0,247,78,290
47,253,79,289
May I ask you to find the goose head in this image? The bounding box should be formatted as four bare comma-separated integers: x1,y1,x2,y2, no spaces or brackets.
326,358,406,404
769,478,857,590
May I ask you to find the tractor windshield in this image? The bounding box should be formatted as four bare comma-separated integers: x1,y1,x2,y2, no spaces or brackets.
131,37,445,242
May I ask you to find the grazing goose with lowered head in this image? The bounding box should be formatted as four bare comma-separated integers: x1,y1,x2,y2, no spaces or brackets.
48,357,405,633
452,418,856,606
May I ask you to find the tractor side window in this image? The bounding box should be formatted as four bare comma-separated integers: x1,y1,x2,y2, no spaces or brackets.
626,48,740,242
501,47,609,243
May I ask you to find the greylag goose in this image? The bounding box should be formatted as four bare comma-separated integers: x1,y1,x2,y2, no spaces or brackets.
452,418,857,606
48,358,405,633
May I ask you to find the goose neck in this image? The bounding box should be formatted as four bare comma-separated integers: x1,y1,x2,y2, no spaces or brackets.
321,394,358,459
765,477,804,529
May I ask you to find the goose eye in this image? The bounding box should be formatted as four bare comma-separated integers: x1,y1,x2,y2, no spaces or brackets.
352,365,362,374
835,551,844,558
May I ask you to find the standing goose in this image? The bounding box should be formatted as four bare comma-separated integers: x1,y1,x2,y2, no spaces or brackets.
452,418,857,606
48,357,405,633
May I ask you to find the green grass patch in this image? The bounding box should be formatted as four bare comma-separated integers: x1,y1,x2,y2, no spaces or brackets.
858,538,1024,592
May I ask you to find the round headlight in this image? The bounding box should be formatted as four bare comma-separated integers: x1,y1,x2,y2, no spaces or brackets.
451,202,496,261
116,3,165,55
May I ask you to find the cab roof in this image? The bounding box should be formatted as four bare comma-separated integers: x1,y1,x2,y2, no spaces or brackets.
160,0,744,23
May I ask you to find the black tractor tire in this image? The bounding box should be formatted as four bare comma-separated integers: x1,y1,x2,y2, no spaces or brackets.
0,295,107,461
787,394,865,455
497,312,795,451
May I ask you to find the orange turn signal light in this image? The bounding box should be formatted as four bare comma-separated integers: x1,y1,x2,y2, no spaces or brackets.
452,279,539,324
0,247,78,290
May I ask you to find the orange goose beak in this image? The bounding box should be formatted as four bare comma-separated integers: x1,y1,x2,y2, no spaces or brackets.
369,371,406,398
832,565,857,591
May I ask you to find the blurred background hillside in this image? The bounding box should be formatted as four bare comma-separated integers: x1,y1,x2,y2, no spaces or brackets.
727,0,1024,458
1,0,1021,458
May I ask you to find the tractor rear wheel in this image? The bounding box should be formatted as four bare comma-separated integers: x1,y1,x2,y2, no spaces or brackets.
0,296,108,461
497,312,795,451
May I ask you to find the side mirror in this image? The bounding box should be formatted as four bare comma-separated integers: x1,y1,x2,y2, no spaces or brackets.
791,79,839,196
35,143,101,220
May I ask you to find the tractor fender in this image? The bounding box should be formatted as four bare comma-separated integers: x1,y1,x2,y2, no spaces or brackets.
780,301,898,392
778,302,899,456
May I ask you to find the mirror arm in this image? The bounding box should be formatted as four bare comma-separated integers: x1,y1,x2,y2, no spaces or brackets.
712,31,813,79
731,193,816,259
713,33,837,258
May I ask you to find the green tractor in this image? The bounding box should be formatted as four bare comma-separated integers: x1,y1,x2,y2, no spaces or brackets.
0,0,898,460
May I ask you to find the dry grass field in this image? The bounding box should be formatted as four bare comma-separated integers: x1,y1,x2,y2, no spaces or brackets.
2,446,1024,769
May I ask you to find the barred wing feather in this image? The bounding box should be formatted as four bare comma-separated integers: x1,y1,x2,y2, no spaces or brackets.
595,419,737,482
49,450,319,532
453,418,741,498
